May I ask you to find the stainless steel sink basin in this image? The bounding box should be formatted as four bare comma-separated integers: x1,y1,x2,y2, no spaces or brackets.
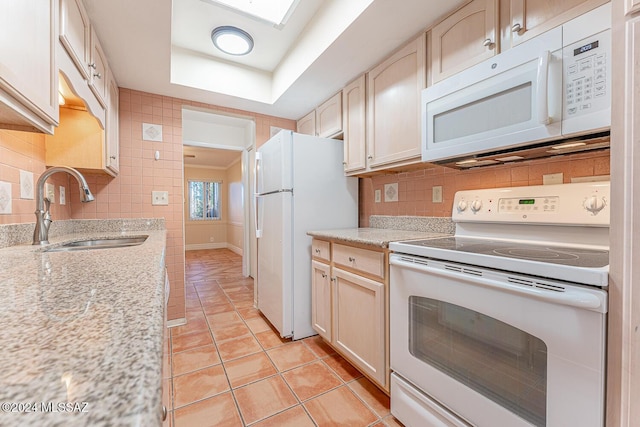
45,236,148,252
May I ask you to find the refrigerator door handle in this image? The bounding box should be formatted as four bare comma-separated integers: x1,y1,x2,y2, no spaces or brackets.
254,152,262,238
255,194,263,239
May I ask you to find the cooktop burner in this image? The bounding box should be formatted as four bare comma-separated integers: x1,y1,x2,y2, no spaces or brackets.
405,237,609,268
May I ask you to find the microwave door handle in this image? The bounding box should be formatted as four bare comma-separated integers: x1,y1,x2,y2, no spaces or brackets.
537,50,551,125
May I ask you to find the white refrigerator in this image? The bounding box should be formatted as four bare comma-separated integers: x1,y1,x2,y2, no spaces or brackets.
255,130,358,340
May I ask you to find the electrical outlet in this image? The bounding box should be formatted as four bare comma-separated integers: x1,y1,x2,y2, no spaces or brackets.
152,190,169,205
59,186,66,205
543,173,563,185
374,189,381,203
209,237,215,242
432,186,443,203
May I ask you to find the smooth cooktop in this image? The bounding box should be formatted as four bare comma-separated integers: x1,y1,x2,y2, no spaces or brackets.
400,237,609,269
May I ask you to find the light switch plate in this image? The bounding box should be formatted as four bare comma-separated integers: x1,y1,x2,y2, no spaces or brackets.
152,190,169,205
384,183,398,202
59,186,66,205
432,186,443,203
374,189,381,203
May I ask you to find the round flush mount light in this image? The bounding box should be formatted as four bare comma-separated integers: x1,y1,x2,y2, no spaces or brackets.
211,26,254,56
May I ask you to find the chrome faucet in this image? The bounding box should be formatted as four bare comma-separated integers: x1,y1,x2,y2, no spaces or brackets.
33,166,95,245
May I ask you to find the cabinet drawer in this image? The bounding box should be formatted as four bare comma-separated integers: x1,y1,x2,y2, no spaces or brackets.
312,239,331,262
333,244,385,280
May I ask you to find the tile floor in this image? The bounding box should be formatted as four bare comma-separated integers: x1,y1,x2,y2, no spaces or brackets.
163,249,403,427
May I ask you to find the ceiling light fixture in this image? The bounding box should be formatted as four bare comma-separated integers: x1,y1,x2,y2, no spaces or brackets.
211,26,254,56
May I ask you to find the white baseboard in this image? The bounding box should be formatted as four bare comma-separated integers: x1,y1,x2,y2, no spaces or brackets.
227,244,243,256
186,242,243,255
167,318,187,328
185,242,226,251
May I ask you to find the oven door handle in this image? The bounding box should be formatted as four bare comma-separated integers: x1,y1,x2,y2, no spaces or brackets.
390,256,606,311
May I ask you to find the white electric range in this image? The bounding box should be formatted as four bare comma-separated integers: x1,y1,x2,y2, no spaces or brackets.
389,181,609,427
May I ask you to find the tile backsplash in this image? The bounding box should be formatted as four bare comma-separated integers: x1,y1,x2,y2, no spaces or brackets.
359,150,610,227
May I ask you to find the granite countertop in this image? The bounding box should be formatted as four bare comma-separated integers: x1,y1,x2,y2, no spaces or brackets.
0,224,167,426
307,227,450,248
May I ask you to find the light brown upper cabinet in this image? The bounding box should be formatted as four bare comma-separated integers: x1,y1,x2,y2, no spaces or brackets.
297,92,343,138
509,0,608,47
366,33,426,170
59,0,91,80
342,75,367,175
89,27,108,107
296,110,316,136
316,92,342,138
0,0,58,134
431,0,498,84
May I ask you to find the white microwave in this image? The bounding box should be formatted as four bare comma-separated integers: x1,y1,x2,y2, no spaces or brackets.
422,3,611,168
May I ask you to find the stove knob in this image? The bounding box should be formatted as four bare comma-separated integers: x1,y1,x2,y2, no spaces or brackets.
470,199,483,213
584,195,607,214
457,200,468,212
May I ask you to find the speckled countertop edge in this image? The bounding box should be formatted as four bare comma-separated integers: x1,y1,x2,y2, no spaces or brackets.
307,216,454,248
0,220,166,427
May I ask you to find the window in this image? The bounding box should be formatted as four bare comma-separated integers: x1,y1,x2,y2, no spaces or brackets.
188,180,221,220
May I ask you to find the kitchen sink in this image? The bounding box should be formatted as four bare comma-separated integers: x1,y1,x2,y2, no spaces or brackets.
45,236,148,252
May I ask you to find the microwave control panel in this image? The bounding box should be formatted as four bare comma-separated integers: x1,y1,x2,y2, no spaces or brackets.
563,29,611,119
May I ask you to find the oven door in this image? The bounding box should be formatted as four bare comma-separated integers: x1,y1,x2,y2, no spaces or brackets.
390,254,607,427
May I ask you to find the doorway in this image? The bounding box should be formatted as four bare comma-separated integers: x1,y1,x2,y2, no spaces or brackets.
181,106,257,278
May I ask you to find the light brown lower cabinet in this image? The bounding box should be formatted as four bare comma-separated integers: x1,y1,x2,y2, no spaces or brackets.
311,238,389,393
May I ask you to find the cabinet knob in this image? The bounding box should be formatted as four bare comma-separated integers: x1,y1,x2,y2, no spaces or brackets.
511,23,523,34
367,155,373,160
88,62,97,69
321,273,327,279
482,39,495,49
110,155,116,160
94,72,102,79
348,256,355,262
315,248,321,254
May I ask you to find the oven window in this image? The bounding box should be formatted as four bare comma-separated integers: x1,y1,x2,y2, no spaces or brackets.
409,297,547,427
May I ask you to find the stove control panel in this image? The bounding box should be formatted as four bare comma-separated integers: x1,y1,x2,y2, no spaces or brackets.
453,181,610,225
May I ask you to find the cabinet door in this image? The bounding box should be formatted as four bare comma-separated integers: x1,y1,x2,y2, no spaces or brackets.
296,110,316,136
311,261,332,341
342,75,367,174
106,71,119,174
510,0,607,46
431,0,498,84
89,27,108,107
333,267,385,386
367,34,425,170
316,92,342,138
59,0,90,80
0,0,57,133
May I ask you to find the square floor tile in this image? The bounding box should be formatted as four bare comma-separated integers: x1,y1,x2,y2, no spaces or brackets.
233,376,298,425
323,353,364,382
304,386,378,426
302,335,336,358
245,316,272,334
173,365,229,408
267,342,317,372
282,360,343,401
348,377,391,418
206,311,243,328
224,352,277,388
255,328,291,350
172,330,213,354
211,323,252,343
251,405,315,427
172,344,221,377
174,392,242,427
170,316,208,338
217,335,263,362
